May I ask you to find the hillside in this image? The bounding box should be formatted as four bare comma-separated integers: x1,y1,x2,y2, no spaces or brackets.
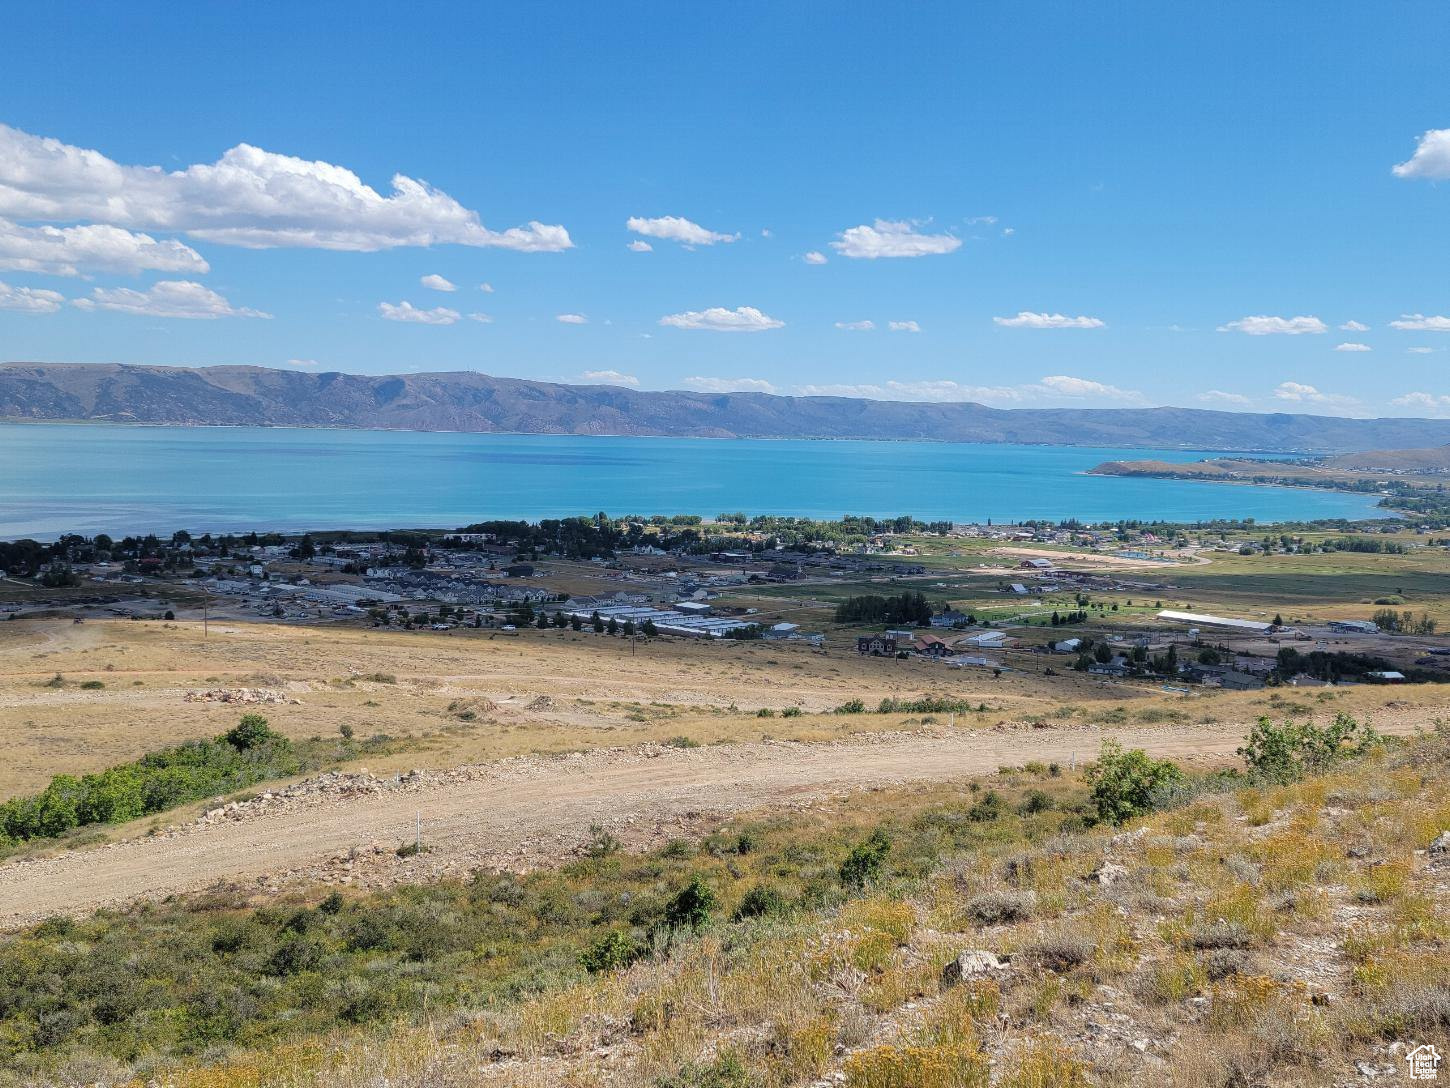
1328,444,1450,473
5,362,1450,453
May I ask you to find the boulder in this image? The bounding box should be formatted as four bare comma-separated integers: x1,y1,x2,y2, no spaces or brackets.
941,949,1008,986
1090,861,1130,886
1428,830,1450,855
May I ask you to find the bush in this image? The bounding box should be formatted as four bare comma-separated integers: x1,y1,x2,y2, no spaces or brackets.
1237,713,1379,785
665,875,717,930
840,829,891,889
964,890,1035,926
734,884,787,920
579,930,639,973
223,714,278,751
1087,740,1183,824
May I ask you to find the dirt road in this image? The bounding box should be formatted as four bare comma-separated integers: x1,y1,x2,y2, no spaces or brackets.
0,718,1423,928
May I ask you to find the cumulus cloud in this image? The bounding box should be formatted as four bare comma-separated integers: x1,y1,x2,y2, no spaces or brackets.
479,282,494,293
680,376,778,394
378,300,460,325
0,279,65,313
1271,381,1356,408
577,369,639,387
556,313,588,324
993,311,1105,329
1197,390,1253,407
831,219,961,259
0,218,208,276
420,273,455,292
1334,342,1372,352
1392,391,1450,414
1216,315,1327,335
802,250,827,265
467,312,493,323
888,320,921,333
1389,313,1450,332
285,358,321,368
626,215,738,246
627,240,653,252
658,306,783,332
1340,320,1369,332
835,319,875,331
0,123,572,252
1392,128,1450,180
73,279,270,319
1408,346,1437,354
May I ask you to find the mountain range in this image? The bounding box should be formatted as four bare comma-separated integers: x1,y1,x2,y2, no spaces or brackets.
3,362,1449,454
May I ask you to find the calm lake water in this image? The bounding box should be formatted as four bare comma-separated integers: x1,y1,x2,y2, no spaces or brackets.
0,422,1387,538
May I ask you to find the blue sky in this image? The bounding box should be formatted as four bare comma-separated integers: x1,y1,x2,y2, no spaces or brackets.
1,1,1447,416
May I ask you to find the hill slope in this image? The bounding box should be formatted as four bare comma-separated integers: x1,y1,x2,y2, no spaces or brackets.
4,362,1450,453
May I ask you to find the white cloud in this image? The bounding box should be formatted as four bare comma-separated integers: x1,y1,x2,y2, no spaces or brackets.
993,311,1105,329
1339,320,1369,332
1408,346,1437,354
556,313,588,324
74,279,269,319
680,376,778,394
795,375,1141,405
802,250,828,265
888,320,921,333
420,273,456,292
760,228,772,238
831,219,961,259
1392,128,1450,180
1271,381,1356,408
285,358,320,368
577,369,639,387
0,123,571,252
1392,391,1450,415
627,240,653,252
467,312,493,323
0,218,208,276
658,305,783,332
835,319,875,331
479,282,494,293
1217,315,1327,335
626,215,738,246
0,279,65,313
1334,342,1372,352
1001,227,1015,236
1389,313,1450,332
378,300,459,325
966,215,998,225
1197,389,1253,407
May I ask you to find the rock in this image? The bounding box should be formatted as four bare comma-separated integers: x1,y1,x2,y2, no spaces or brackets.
1090,861,1129,886
1428,830,1450,855
941,949,1007,986
1130,1039,1150,1053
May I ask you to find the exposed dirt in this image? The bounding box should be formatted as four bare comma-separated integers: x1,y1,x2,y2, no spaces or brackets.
0,713,1430,929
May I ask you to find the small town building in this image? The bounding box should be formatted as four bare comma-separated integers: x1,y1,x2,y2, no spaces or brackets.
857,635,897,656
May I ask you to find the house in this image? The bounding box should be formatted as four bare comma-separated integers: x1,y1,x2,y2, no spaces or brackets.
1009,583,1029,595
1218,671,1265,691
1088,658,1129,677
762,622,800,640
930,610,971,629
1019,558,1054,570
1053,637,1082,653
885,628,916,641
857,635,897,656
1367,670,1406,682
912,634,954,658
1287,673,1329,687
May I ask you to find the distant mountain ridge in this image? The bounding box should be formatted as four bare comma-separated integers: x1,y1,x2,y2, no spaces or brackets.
3,362,1449,454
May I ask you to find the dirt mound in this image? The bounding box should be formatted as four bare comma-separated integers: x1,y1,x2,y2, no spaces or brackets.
447,696,498,719
525,695,555,711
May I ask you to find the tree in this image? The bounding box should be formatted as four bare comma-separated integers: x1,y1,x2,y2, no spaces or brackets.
641,619,658,638
591,611,605,633
1087,740,1183,824
607,617,619,635
224,714,277,751
535,613,548,629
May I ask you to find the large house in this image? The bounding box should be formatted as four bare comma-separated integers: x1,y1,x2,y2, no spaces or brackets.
912,634,955,658
857,635,897,656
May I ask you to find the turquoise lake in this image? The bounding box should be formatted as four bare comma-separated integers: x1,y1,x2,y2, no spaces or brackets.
0,422,1388,538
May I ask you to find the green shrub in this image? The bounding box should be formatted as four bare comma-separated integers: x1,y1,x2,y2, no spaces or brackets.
579,930,639,973
665,875,717,930
1237,713,1380,785
840,829,892,889
1087,740,1183,824
734,884,787,920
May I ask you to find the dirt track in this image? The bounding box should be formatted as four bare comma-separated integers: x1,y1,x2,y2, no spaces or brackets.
0,716,1425,928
